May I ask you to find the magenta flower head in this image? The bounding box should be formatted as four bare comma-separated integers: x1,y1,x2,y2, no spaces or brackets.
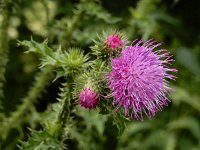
79,88,98,110
106,35,122,49
107,40,177,120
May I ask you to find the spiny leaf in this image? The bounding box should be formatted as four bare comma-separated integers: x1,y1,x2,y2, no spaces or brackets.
19,129,66,150
18,39,52,56
78,1,121,24
19,39,90,78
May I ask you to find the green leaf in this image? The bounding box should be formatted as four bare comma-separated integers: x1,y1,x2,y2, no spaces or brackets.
18,39,52,56
142,130,171,150
19,129,66,150
165,133,177,150
167,117,200,141
77,108,108,135
176,47,200,75
40,55,57,68
80,1,121,24
19,40,90,78
172,87,200,112
53,69,66,82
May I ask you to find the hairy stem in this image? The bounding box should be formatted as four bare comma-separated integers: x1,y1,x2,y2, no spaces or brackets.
53,78,75,139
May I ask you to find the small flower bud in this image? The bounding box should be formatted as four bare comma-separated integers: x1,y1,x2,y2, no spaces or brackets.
106,35,122,49
79,88,98,109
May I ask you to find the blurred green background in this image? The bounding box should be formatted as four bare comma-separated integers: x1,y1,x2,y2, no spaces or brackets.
1,0,200,149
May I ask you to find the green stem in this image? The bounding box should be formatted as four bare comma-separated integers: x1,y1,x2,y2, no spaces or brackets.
53,78,74,138
0,0,10,110
0,67,54,139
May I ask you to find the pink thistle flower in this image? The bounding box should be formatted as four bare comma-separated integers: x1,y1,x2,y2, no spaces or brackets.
106,35,122,49
107,40,177,120
79,88,98,110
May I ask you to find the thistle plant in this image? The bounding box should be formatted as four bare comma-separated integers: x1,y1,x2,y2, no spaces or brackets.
4,1,200,150
15,27,177,149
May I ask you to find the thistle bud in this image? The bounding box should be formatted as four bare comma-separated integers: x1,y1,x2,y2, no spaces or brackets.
106,35,122,49
79,88,98,110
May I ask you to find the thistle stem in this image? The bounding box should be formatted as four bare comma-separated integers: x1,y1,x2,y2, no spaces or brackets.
53,77,75,138
0,0,10,110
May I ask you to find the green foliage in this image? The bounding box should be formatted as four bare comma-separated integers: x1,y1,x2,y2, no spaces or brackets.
78,0,121,24
19,129,66,150
172,87,200,112
0,67,54,139
18,39,89,79
176,47,200,75
127,0,178,40
0,0,10,110
23,0,56,37
69,109,107,150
